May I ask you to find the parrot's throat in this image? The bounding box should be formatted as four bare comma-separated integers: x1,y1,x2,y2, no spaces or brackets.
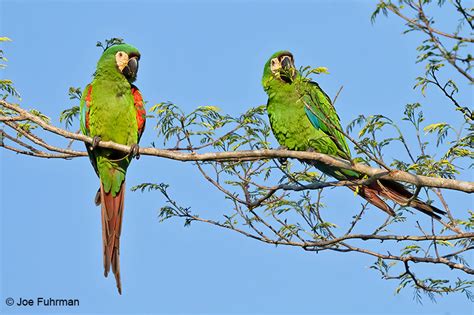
95,62,131,84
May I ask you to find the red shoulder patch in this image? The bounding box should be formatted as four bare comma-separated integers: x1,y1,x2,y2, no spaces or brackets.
131,86,146,140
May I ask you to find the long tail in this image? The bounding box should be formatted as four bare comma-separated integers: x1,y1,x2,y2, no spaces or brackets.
349,179,446,219
100,181,125,295
306,161,446,219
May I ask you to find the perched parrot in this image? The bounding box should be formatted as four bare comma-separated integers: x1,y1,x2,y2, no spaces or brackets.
262,51,445,219
79,43,146,294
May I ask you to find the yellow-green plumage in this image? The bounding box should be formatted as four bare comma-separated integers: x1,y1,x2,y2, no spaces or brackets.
263,51,356,179
79,43,145,294
262,51,445,219
81,45,140,196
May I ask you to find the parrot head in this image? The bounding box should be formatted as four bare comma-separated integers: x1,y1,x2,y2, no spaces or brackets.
262,51,297,90
97,44,141,82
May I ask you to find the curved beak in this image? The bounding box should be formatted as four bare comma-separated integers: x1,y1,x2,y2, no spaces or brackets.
281,55,292,69
279,55,296,83
122,57,139,81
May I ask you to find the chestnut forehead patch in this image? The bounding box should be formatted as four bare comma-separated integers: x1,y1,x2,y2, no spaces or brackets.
278,52,294,61
128,52,140,60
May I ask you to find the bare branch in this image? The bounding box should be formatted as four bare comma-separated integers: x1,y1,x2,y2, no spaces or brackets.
386,4,474,43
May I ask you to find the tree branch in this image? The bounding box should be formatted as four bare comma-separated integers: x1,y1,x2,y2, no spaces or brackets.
386,3,474,43
1,100,473,193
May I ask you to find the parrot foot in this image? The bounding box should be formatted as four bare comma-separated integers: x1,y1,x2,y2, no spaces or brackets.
277,146,288,165
130,143,140,160
91,136,102,150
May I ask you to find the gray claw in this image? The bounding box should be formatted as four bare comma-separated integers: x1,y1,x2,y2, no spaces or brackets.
130,144,140,159
91,136,101,150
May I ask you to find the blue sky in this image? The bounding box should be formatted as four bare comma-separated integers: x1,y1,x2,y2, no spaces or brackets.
1,0,472,314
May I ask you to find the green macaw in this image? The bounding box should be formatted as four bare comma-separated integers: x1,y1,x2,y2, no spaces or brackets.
262,51,445,219
80,43,146,294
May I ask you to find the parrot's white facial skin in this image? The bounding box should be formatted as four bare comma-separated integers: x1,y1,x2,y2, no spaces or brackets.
270,57,281,74
270,54,296,82
115,51,129,72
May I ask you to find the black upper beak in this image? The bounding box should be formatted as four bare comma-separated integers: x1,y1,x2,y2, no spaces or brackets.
279,55,296,83
281,56,292,69
123,57,139,81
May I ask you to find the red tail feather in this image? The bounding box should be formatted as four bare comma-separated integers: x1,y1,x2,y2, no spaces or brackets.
100,182,125,295
348,185,396,216
349,179,445,219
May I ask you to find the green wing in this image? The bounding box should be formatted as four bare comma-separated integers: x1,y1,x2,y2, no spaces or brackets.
299,80,351,160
